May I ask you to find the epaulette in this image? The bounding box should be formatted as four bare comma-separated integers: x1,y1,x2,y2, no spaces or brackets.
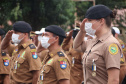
29,44,36,49
1,52,6,56
57,51,65,57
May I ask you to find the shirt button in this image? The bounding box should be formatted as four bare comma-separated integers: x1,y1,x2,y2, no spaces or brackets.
78,74,80,76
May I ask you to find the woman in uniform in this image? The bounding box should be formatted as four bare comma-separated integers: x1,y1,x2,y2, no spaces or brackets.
73,5,122,84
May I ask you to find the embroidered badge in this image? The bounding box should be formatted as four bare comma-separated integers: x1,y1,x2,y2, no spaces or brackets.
60,61,67,69
59,58,67,69
31,49,36,53
32,52,38,59
120,53,124,64
109,44,118,55
121,44,125,49
20,51,25,59
57,52,64,57
29,44,36,49
47,59,53,64
3,59,9,66
2,52,6,56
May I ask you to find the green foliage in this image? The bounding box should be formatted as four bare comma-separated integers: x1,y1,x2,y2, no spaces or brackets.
0,0,75,32
75,0,126,29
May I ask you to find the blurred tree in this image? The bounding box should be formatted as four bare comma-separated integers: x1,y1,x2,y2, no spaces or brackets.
75,0,126,21
0,0,75,31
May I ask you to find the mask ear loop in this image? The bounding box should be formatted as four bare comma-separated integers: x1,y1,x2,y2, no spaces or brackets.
92,20,102,30
48,37,57,45
18,33,25,41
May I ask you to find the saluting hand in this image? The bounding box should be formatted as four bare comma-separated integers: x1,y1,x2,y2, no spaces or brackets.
80,18,87,33
68,30,73,37
5,30,13,40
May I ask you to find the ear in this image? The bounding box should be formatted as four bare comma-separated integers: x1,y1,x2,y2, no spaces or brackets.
100,18,105,25
54,36,59,42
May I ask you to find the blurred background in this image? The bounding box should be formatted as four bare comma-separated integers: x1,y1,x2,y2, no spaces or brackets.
0,0,126,41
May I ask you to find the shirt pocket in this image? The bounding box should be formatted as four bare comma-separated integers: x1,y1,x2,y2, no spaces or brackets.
86,52,99,65
43,65,53,80
18,58,25,64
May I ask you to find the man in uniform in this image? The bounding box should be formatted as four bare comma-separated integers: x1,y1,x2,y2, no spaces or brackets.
112,27,126,84
0,29,10,84
62,28,84,84
37,25,70,84
1,21,41,84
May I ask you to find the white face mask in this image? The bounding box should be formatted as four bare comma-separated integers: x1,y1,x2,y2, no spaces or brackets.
85,23,96,35
12,33,24,44
84,37,88,41
38,35,42,41
40,36,50,49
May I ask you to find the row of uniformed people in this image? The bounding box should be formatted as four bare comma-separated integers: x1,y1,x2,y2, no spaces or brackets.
0,4,126,84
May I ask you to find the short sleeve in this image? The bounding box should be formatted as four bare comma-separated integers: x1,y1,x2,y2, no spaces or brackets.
54,57,70,81
27,49,42,71
104,43,121,69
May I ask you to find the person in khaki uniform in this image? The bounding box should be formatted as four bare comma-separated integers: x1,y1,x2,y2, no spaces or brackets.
37,25,70,84
0,29,10,84
62,29,84,84
73,5,122,84
1,21,41,84
112,27,126,84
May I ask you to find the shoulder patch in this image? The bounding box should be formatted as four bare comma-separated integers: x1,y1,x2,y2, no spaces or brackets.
57,52,64,57
59,60,67,69
32,52,38,59
109,44,118,55
3,57,10,66
1,52,6,56
3,59,9,66
29,44,36,49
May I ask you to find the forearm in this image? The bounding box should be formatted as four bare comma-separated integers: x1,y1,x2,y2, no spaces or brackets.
62,36,71,51
107,78,119,84
1,36,11,50
3,75,9,84
107,68,119,84
73,31,85,50
59,79,70,84
32,70,40,84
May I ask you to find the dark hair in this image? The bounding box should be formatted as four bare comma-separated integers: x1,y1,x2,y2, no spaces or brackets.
28,32,30,38
104,10,117,27
111,28,115,37
53,34,64,45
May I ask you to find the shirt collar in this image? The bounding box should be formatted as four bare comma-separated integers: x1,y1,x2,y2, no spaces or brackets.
49,47,62,58
94,30,112,43
18,40,32,49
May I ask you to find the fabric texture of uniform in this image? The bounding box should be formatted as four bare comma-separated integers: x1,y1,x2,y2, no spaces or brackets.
38,48,70,84
74,31,121,84
0,49,10,83
62,35,84,84
6,40,41,84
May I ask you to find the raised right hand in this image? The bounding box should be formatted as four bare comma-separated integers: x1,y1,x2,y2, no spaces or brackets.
5,30,13,40
80,18,87,33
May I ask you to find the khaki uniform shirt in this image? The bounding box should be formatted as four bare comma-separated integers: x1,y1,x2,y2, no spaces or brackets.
118,38,126,66
38,50,49,62
38,48,70,84
62,36,84,84
76,31,122,84
0,48,10,83
6,40,41,84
